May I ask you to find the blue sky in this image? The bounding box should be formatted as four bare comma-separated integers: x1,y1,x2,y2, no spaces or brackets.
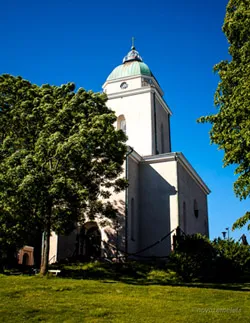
0,0,248,241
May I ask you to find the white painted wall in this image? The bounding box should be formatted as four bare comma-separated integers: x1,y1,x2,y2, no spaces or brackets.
127,156,140,254
104,72,171,158
103,76,142,95
102,178,126,257
154,96,171,154
138,157,178,257
177,161,209,236
107,89,153,156
49,232,58,264
51,152,209,261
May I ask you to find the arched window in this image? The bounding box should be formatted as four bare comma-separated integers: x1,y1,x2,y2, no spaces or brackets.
183,201,187,233
194,199,199,218
161,123,164,153
117,115,126,134
131,198,135,241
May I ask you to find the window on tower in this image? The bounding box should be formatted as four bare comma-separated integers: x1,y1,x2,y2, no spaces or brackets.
194,199,199,218
161,123,164,153
117,115,126,134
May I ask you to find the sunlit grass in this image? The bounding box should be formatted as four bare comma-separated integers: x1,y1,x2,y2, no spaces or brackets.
0,275,249,322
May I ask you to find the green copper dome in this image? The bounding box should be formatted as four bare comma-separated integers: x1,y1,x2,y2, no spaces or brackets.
107,46,152,81
107,61,152,81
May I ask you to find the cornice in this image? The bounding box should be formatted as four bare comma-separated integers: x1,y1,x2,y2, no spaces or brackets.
128,149,142,164
154,91,172,115
107,86,152,99
142,152,177,164
103,75,163,95
142,152,210,195
176,153,211,195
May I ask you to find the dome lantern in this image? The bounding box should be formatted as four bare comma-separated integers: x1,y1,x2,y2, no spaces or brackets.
107,43,152,81
122,46,143,64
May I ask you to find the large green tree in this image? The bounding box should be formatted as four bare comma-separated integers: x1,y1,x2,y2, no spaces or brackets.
0,74,127,274
198,0,250,229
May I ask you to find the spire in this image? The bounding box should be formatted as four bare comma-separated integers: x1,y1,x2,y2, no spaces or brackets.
123,38,143,64
131,36,135,50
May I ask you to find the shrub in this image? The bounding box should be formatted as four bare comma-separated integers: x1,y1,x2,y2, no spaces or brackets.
168,234,216,282
168,234,250,283
212,238,250,282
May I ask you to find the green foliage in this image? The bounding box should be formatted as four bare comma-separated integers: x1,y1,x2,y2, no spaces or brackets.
50,261,183,285
197,0,250,229
169,234,250,282
212,238,250,281
55,261,150,282
169,234,216,282
0,74,127,273
60,261,113,279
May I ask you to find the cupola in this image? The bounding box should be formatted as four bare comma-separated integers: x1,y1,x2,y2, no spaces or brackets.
107,45,152,81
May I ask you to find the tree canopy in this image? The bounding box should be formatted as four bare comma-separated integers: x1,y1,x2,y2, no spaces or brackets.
198,0,250,229
0,74,127,274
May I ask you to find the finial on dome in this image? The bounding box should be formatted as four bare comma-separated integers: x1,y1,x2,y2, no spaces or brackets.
131,36,135,50
123,38,143,64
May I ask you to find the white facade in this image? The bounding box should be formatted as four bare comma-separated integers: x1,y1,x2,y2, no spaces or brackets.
103,74,171,156
50,46,210,263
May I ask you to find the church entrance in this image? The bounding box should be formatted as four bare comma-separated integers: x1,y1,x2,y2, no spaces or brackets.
78,223,101,259
85,226,101,258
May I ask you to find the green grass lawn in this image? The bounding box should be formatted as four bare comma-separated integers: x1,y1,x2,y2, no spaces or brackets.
0,275,249,323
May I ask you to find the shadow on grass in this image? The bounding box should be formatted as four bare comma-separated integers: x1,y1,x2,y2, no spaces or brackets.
49,261,250,292
118,278,250,292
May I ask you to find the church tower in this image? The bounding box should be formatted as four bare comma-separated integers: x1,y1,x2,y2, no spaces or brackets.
103,45,172,156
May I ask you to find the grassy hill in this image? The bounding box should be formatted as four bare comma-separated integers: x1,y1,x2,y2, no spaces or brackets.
0,274,249,322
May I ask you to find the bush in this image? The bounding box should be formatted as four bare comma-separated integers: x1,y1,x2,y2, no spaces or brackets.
212,238,250,282
168,234,250,283
168,234,216,282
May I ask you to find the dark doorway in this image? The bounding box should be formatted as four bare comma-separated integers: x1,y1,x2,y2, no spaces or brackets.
85,226,101,258
22,253,29,266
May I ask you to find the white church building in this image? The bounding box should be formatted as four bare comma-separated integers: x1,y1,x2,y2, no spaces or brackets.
49,45,210,263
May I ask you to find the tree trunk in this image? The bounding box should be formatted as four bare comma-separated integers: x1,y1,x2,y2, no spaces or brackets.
40,225,50,276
